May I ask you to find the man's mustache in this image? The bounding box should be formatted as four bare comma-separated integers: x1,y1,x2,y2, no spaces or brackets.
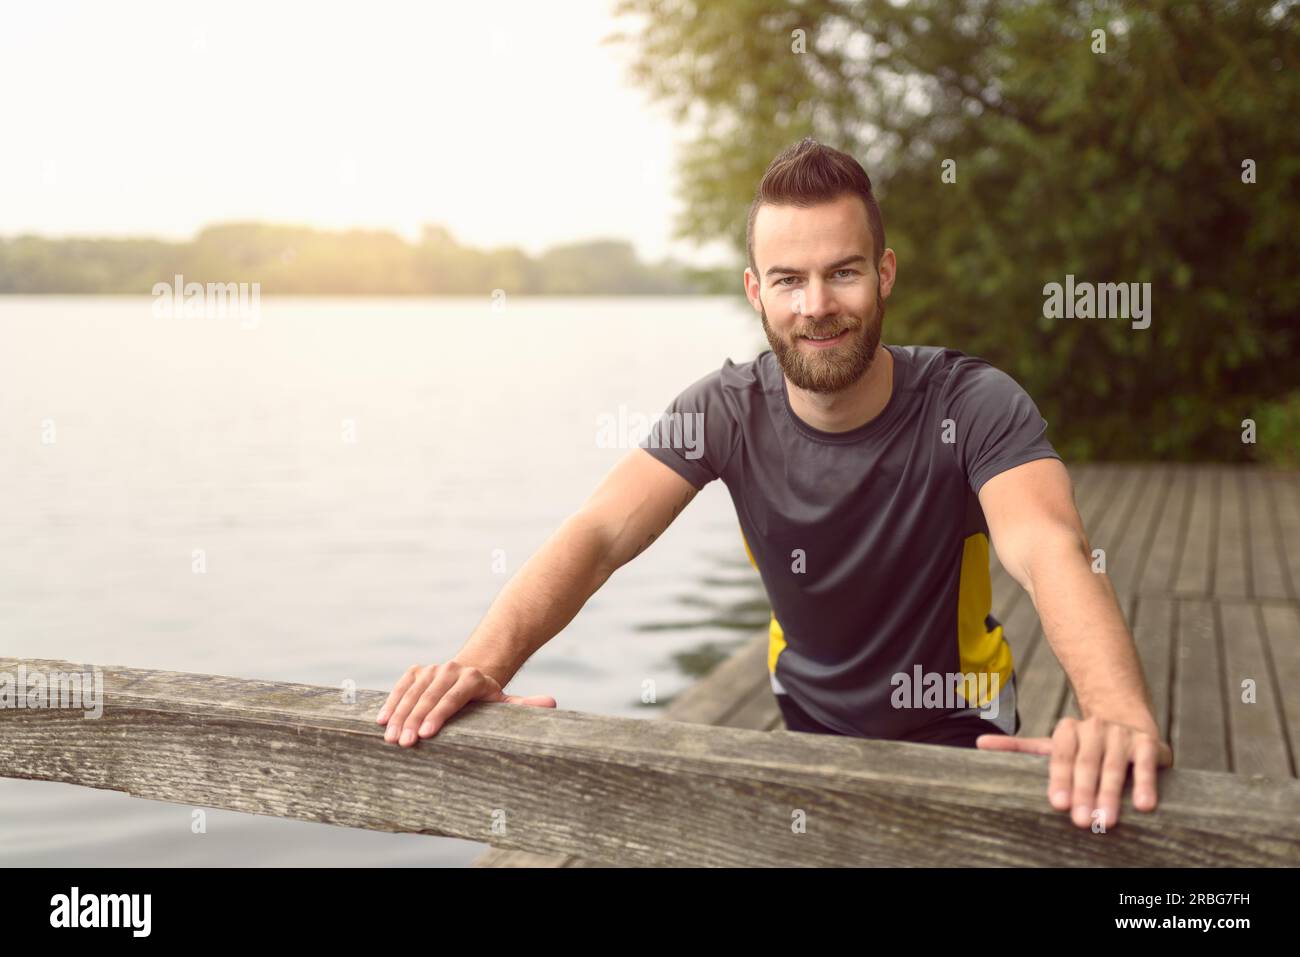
796,321,857,338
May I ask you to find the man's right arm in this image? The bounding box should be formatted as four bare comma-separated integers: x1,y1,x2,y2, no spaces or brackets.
376,447,700,746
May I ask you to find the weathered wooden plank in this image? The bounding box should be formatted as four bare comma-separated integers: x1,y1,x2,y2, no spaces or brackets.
1172,600,1229,773
1266,471,1300,601
1214,466,1251,599
2,657,1295,867
1174,467,1217,597
1138,465,1193,596
479,630,774,867
1219,601,1292,779
1260,603,1300,777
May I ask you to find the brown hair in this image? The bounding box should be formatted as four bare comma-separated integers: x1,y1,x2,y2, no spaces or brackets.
745,137,885,279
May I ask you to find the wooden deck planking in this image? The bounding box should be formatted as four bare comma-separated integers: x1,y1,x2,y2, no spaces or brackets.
1268,471,1300,601
1215,466,1251,600
1172,599,1230,773
1259,603,1300,777
1106,463,1170,597
1138,465,1193,595
1174,466,1217,597
1244,469,1291,601
1085,465,1149,592
1219,600,1292,779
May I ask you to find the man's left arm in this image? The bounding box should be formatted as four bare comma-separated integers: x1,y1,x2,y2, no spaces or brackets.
974,457,1174,830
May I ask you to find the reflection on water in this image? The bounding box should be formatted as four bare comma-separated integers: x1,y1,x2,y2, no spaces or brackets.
0,295,770,865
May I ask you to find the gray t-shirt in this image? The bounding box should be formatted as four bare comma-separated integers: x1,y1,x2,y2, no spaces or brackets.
639,344,1062,739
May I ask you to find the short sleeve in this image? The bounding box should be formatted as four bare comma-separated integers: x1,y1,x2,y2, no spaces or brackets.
638,365,739,490
944,358,1063,495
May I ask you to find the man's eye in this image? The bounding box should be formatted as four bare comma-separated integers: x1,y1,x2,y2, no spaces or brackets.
834,269,857,278
777,277,799,286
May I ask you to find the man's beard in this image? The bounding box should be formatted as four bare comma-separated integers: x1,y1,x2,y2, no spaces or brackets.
760,286,884,395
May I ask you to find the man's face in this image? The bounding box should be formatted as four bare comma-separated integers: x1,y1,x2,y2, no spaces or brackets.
745,194,894,395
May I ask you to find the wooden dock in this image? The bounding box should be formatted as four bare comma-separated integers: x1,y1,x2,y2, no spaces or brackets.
475,462,1300,865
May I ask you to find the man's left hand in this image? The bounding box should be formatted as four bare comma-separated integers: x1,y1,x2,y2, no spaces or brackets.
976,715,1174,830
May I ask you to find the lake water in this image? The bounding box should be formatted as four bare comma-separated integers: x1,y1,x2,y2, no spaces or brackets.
0,295,769,866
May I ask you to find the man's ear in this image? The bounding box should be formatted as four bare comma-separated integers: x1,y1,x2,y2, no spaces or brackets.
877,249,898,299
743,268,762,311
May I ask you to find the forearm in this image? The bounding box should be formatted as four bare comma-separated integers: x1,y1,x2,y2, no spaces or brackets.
452,512,615,689
1023,536,1159,733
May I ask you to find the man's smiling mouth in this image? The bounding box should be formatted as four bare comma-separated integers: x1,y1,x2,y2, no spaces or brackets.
800,328,849,347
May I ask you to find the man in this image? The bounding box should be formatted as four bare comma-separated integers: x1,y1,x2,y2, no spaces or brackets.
376,137,1173,832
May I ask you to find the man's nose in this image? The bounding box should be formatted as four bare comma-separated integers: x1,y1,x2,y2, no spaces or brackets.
795,279,840,319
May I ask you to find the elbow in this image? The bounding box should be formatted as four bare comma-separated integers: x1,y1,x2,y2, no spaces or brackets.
558,509,621,580
1019,527,1092,600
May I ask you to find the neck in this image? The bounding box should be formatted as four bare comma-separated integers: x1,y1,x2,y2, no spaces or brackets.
786,343,894,433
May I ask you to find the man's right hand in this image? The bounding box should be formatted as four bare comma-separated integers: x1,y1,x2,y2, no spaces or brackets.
375,661,557,747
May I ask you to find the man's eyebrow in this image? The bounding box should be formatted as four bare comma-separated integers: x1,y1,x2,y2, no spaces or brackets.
764,254,868,278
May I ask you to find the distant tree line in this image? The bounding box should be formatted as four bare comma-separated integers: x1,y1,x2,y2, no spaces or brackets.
0,222,738,295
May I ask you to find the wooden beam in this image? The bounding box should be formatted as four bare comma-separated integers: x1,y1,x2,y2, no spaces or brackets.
2,657,1296,867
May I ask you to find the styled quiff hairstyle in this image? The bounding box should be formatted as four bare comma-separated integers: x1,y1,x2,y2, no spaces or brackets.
745,137,886,279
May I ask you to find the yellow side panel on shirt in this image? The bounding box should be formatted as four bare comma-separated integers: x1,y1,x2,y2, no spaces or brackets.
740,529,787,674
957,531,1014,707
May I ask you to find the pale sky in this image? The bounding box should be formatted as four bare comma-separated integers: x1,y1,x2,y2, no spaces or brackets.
0,0,736,266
